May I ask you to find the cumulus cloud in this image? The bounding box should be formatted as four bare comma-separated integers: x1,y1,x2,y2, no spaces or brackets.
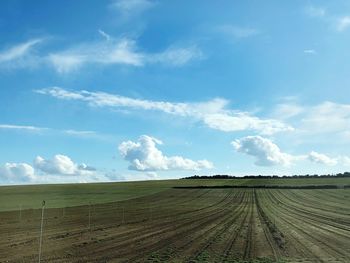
0,163,36,183
119,135,213,171
34,154,96,176
36,87,292,135
0,155,130,185
308,151,337,166
231,136,295,166
231,136,349,167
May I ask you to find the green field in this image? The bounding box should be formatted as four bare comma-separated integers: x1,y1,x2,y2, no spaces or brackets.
0,177,349,262
0,177,349,211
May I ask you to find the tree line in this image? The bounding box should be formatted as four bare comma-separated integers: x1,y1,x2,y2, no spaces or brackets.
182,172,350,180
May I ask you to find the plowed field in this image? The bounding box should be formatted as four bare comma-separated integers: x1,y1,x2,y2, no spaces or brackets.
0,188,349,262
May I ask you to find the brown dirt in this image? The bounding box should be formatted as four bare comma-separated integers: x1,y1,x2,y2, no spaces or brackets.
0,188,349,262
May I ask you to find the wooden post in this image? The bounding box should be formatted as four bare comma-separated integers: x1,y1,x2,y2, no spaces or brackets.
19,205,22,221
38,200,45,263
88,202,91,232
149,205,152,221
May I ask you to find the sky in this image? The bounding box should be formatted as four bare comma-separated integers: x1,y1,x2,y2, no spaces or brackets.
1,0,350,184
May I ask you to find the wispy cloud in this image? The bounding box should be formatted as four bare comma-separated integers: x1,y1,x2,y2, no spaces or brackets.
0,39,42,63
0,33,201,73
305,5,350,32
0,123,106,140
303,49,316,55
63,129,97,137
110,0,156,18
36,87,293,135
308,151,337,166
0,39,43,69
47,35,202,73
98,29,111,41
0,124,47,132
216,25,259,39
304,6,326,17
336,16,350,32
272,101,350,144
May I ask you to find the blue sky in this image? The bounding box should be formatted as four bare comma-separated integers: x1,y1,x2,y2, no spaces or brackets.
1,0,350,184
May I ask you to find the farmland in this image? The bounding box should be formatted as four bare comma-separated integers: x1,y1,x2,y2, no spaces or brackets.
0,178,349,262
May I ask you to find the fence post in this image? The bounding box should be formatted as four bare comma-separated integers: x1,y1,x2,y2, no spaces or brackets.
38,200,45,263
19,205,22,221
88,202,91,232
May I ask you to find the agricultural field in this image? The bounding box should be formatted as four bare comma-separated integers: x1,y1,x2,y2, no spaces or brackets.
0,178,349,262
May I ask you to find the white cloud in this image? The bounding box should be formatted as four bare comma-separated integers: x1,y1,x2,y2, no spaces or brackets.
0,163,36,183
48,54,86,74
0,155,127,185
272,101,350,137
63,129,97,137
145,171,158,179
34,154,96,176
232,136,295,166
119,135,213,171
342,156,350,166
47,38,144,73
305,6,350,33
0,123,106,140
304,49,316,55
301,101,350,134
0,33,200,73
216,25,259,39
308,151,337,166
305,6,326,17
203,113,292,135
0,39,42,63
110,0,155,17
47,36,200,73
336,16,350,32
231,136,348,167
272,103,304,120
36,87,293,135
0,124,46,132
98,29,111,41
150,45,203,66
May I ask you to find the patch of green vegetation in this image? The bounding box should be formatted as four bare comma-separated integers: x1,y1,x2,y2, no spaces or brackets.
0,177,348,211
224,258,286,263
0,179,245,211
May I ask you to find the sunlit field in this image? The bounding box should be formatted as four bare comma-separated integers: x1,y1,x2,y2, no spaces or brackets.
1,178,349,262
